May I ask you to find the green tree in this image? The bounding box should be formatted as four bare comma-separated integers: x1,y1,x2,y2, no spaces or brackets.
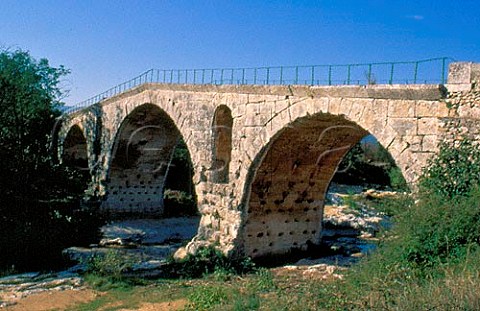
0,49,68,199
0,49,101,271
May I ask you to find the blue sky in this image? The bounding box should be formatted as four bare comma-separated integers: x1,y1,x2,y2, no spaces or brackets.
1,0,479,105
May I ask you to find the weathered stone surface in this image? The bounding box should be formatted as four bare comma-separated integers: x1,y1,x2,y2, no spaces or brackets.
56,62,480,259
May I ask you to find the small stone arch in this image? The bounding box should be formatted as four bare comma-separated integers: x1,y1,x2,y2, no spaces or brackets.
62,124,89,170
102,103,196,216
211,105,233,183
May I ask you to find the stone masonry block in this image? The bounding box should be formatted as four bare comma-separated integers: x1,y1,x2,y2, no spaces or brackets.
416,100,437,117
386,118,417,136
422,135,438,152
388,100,416,118
312,97,329,114
417,118,439,135
289,100,312,121
327,98,343,115
338,98,354,116
402,135,423,152
273,99,290,115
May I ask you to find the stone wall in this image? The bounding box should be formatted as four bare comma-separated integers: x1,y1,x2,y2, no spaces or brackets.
440,90,480,143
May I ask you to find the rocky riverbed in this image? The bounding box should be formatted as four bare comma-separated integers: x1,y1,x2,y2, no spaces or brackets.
0,183,396,309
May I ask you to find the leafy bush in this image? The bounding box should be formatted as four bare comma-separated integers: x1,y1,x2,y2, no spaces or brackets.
388,166,408,191
359,139,480,271
313,137,480,309
168,246,255,279
0,202,104,271
397,188,480,267
82,250,140,290
419,138,480,198
85,250,133,279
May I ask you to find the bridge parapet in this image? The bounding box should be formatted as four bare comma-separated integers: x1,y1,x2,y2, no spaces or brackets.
64,58,452,114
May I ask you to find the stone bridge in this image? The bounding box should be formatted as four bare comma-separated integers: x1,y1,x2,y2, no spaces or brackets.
56,62,480,259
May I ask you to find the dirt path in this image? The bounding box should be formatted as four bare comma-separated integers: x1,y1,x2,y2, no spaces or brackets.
2,289,187,311
3,289,99,311
115,299,187,311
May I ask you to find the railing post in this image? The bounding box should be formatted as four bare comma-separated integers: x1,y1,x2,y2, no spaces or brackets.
328,65,332,85
280,66,283,85
202,69,205,84
266,67,270,85
211,69,214,84
310,66,315,86
220,69,224,84
389,63,394,85
193,69,196,84
347,65,351,85
231,69,234,84
242,68,245,84
185,69,188,83
254,68,257,84
295,66,298,84
441,57,446,84
367,64,372,84
413,62,418,84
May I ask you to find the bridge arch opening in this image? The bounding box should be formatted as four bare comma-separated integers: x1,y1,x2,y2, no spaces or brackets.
211,105,233,183
61,124,92,191
103,103,197,218
241,113,404,260
63,124,89,169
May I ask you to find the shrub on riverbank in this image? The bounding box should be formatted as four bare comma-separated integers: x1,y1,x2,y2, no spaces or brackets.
313,137,480,310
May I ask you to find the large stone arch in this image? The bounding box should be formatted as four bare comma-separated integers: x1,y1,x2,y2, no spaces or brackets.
101,103,196,216
232,93,425,259
239,112,372,258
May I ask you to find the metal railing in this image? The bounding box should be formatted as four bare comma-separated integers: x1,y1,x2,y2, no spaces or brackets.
64,57,454,114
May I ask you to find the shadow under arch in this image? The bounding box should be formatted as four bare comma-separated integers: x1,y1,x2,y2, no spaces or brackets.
238,112,397,260
102,103,197,217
